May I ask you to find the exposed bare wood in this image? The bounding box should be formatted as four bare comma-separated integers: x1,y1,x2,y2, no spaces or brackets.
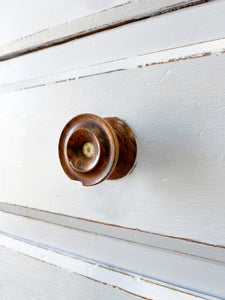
1,202,225,264
0,0,224,90
0,1,224,298
1,38,224,94
0,0,207,61
0,212,220,299
0,247,144,300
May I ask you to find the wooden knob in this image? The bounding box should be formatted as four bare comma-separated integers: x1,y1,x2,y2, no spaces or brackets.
58,114,137,186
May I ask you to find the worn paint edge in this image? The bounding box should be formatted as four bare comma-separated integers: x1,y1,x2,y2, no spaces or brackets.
1,202,225,267
0,231,213,300
0,37,224,95
0,0,207,61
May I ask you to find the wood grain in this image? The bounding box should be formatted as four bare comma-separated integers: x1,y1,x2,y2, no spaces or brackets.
58,114,137,185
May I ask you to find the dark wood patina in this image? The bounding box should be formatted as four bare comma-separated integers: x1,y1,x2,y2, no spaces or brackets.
58,114,137,186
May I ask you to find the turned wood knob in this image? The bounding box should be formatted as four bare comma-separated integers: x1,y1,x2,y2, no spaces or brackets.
58,114,137,186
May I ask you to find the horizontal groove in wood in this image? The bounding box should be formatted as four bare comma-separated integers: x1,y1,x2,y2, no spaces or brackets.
1,0,224,89
0,0,206,61
1,202,225,265
1,38,225,95
0,211,222,299
0,231,210,300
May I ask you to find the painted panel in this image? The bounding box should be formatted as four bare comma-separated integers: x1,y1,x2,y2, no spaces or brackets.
0,53,225,248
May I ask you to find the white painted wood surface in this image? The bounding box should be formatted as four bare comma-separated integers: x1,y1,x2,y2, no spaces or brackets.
0,248,141,300
0,212,222,299
0,0,204,60
0,247,212,300
1,38,225,95
0,0,127,48
1,202,225,264
1,0,224,87
0,53,225,248
1,1,225,298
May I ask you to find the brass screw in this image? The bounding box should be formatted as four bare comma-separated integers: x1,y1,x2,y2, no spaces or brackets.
82,142,95,158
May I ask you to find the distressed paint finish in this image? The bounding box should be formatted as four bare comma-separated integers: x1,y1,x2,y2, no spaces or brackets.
1,0,225,87
1,202,225,264
0,212,220,299
1,38,225,95
0,53,225,248
0,0,205,61
0,1,225,298
0,247,142,300
0,0,127,48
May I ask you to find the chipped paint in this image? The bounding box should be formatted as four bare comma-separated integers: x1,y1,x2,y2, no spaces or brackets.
0,231,210,300
0,0,207,61
0,202,225,252
1,38,225,95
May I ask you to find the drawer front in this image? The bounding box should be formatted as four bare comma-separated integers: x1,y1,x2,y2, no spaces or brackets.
0,54,225,247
